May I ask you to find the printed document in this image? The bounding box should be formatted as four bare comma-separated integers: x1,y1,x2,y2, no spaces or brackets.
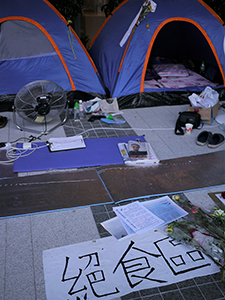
113,201,164,235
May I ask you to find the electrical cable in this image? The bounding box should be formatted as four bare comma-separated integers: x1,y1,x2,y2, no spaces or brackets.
0,120,220,165
0,142,48,165
63,122,221,137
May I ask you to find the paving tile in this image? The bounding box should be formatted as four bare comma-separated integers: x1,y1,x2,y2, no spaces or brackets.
138,108,171,128
123,109,151,129
63,207,100,244
92,211,110,224
5,216,35,299
31,207,99,286
158,283,178,293
148,106,179,128
149,139,177,160
155,131,196,157
140,287,160,296
180,286,205,300
214,279,225,295
198,282,224,300
5,216,33,263
194,274,214,285
0,220,6,300
161,290,183,300
4,286,36,300
142,295,163,300
36,282,47,300
121,290,141,299
31,211,69,286
139,130,164,142
176,278,196,289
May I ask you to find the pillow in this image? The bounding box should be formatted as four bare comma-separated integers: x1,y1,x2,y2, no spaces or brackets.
153,64,189,77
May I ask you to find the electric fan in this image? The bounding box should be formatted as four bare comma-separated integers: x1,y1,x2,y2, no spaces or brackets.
13,80,68,135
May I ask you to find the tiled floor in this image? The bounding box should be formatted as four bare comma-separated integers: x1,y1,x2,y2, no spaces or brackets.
0,102,225,300
91,190,225,300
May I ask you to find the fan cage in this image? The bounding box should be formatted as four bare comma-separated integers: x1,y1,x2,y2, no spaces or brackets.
13,80,68,135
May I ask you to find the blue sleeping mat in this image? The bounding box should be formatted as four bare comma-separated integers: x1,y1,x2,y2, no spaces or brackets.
13,136,146,172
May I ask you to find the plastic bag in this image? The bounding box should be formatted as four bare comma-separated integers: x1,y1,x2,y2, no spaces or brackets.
188,86,218,108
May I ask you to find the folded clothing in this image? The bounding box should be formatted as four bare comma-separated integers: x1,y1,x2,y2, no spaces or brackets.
145,68,161,80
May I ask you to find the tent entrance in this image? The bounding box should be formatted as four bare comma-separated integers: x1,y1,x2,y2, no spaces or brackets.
148,21,223,85
0,20,55,60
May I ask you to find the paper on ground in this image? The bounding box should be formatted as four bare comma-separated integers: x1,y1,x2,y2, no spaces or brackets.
43,230,220,300
102,196,188,239
113,201,164,235
48,135,86,152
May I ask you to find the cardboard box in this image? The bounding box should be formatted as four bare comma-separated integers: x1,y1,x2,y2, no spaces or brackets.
188,100,219,125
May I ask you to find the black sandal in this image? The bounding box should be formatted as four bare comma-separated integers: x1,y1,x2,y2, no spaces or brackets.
196,131,212,146
208,133,225,148
0,116,7,128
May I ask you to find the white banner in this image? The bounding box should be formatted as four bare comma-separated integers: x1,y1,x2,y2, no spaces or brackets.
43,230,220,300
119,0,157,47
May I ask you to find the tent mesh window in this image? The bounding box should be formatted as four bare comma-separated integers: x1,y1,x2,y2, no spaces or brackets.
0,20,55,60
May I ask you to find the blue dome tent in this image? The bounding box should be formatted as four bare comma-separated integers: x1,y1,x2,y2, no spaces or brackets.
89,0,225,107
0,0,106,97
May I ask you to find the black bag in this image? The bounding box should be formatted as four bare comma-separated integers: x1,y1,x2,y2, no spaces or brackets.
175,111,201,135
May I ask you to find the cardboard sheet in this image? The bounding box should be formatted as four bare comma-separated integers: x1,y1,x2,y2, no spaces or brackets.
98,150,225,202
0,169,113,218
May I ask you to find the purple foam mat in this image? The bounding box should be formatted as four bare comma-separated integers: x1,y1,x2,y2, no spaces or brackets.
13,136,146,173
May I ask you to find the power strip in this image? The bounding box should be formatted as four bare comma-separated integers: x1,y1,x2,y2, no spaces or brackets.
23,142,32,149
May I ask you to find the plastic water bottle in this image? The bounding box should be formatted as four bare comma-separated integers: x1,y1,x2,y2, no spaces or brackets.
74,102,80,121
200,61,205,74
79,100,85,119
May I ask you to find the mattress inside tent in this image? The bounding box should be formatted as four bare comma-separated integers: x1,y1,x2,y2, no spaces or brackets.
144,63,216,91
117,62,225,109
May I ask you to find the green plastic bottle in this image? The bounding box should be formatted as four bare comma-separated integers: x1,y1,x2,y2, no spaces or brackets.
74,102,79,121
200,61,205,74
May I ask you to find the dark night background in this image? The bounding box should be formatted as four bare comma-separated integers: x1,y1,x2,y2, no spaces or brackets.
49,0,225,25
48,0,225,48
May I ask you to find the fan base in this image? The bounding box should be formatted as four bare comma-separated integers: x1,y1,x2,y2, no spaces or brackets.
13,107,68,136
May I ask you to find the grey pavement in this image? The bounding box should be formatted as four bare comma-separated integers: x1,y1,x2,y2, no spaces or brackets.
0,102,225,300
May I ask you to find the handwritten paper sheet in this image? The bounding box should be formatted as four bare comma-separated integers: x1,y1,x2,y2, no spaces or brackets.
113,201,164,234
102,196,188,239
43,230,220,300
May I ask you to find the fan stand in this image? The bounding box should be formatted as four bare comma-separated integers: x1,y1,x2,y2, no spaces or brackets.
13,105,68,136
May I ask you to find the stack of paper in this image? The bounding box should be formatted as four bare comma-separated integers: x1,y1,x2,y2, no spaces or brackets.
101,196,188,239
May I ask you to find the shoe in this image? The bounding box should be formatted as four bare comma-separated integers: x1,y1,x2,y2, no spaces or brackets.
0,116,7,128
196,131,212,146
208,133,225,148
